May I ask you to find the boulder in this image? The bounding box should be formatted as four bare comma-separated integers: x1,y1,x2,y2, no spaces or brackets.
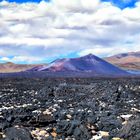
4,127,33,140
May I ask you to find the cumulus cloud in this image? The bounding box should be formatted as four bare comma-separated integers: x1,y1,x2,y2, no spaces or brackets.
78,45,140,57
0,0,140,63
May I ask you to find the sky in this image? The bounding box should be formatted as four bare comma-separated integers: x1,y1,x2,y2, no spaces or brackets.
0,0,140,64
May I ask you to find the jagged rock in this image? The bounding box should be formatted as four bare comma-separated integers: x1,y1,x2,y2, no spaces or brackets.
117,118,140,140
29,114,56,127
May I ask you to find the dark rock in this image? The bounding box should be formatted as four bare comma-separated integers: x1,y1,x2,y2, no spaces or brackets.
0,78,140,139
117,118,140,140
0,122,9,131
66,122,76,135
45,136,53,140
4,127,33,140
6,116,12,122
87,117,96,124
79,125,91,139
29,114,56,127
73,127,81,137
56,126,63,134
98,116,122,131
0,133,3,139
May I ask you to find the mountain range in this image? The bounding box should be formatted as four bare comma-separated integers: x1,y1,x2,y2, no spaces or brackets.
104,51,140,70
0,62,45,73
0,51,139,75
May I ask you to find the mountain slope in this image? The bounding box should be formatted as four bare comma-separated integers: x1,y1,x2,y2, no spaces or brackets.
0,62,46,73
104,51,140,70
29,54,128,76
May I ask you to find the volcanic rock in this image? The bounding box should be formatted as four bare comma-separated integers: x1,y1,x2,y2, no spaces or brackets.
4,127,33,140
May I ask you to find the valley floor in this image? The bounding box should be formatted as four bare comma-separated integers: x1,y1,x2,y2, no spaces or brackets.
0,78,140,140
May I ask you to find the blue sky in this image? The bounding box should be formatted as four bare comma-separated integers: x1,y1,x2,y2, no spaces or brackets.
0,0,139,64
0,0,137,8
102,0,137,9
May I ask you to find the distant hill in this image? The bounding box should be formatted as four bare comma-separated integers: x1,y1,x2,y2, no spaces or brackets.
28,54,128,76
0,62,46,73
104,51,140,70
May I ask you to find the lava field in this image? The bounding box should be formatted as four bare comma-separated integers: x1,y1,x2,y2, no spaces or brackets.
0,78,140,140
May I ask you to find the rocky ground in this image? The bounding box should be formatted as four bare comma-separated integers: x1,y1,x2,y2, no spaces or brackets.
0,78,140,140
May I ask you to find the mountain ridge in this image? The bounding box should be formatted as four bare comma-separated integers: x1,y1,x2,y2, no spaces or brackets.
104,51,140,70
0,62,47,73
1,51,139,74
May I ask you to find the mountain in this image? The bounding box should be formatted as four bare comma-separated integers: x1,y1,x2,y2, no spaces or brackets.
104,51,140,70
0,62,46,73
28,54,128,76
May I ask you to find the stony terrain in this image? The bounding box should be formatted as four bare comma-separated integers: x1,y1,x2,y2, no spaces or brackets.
0,78,140,140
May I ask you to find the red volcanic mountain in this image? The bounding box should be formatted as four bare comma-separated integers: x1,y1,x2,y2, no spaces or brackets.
29,54,128,76
104,51,140,70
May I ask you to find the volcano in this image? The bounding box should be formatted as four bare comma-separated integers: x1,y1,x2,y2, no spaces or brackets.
28,54,128,76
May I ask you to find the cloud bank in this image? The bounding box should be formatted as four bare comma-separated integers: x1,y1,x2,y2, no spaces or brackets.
0,0,140,63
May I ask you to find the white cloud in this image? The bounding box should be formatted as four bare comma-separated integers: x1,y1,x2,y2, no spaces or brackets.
0,0,140,63
0,56,43,63
78,45,140,57
0,57,10,62
0,36,65,46
78,47,115,57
